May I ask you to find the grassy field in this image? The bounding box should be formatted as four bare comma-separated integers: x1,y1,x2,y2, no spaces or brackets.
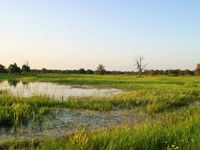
0,73,200,149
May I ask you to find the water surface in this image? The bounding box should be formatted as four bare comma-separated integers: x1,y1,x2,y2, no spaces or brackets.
0,80,121,99
0,109,143,144
0,80,130,145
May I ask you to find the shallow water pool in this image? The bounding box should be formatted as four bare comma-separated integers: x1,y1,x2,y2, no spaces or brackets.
0,109,143,144
0,80,122,99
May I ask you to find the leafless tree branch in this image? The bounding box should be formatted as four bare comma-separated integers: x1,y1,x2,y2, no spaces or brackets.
134,55,148,76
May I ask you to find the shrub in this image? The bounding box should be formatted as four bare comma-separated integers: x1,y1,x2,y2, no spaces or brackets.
22,64,30,73
8,63,21,74
0,64,6,73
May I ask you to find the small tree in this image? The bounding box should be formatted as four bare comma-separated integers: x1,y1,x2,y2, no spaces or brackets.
195,64,200,76
96,64,106,75
8,63,21,74
86,69,94,74
41,68,48,73
78,68,86,74
22,64,30,73
0,64,6,73
134,55,148,76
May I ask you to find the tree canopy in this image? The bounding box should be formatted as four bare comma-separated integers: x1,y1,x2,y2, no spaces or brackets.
8,63,21,74
0,64,6,73
22,64,31,73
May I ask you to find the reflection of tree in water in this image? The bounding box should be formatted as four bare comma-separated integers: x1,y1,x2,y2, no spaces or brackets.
21,81,30,89
22,81,29,85
7,80,20,87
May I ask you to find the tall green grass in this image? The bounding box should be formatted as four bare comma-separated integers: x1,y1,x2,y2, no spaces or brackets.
0,84,200,127
0,74,200,149
9,105,199,150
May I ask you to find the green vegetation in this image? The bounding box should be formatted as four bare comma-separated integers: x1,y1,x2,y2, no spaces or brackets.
21,64,31,73
0,73,200,149
2,105,200,150
0,64,6,73
31,106,200,150
0,95,50,128
0,62,198,75
8,63,21,74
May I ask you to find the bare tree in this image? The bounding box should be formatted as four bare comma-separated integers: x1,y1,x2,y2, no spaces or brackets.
134,55,148,76
195,64,200,76
96,64,106,75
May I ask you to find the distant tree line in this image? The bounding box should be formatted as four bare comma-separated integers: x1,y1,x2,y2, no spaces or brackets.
1,63,200,76
143,69,195,76
0,63,30,74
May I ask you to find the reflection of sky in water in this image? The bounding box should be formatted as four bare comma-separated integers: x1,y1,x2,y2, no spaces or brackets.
0,109,141,141
0,81,122,100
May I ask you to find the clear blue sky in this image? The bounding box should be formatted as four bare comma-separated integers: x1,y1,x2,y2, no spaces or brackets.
0,0,200,71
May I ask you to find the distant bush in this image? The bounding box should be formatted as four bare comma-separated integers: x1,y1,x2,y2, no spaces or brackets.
8,63,21,74
41,68,48,73
144,69,194,76
0,64,6,73
78,68,86,74
0,62,196,76
22,64,31,73
86,69,94,74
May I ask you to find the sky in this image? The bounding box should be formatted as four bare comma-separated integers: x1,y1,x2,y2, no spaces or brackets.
0,0,200,71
